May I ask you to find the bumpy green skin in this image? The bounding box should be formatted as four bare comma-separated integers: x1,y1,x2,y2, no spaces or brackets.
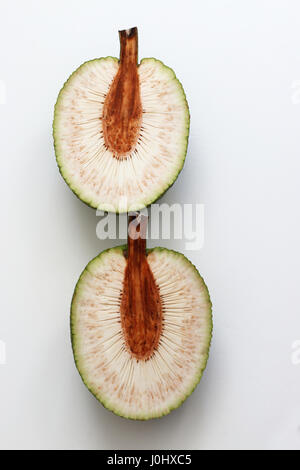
71,246,212,420
53,57,190,213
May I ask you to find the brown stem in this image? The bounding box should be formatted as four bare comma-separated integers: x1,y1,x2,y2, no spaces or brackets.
127,213,147,259
120,214,163,361
119,27,138,65
102,27,142,158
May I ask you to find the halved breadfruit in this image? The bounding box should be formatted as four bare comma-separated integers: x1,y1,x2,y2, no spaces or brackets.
53,28,190,212
71,243,212,420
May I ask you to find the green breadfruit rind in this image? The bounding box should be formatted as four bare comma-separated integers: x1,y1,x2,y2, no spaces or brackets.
53,57,190,213
71,246,212,420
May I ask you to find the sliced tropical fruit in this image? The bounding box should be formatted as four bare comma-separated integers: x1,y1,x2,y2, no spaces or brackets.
71,216,212,419
53,27,190,212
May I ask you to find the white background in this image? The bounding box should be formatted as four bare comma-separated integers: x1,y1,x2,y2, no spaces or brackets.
0,0,300,450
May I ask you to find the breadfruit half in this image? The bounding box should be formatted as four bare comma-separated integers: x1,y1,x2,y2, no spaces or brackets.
71,222,212,420
53,27,190,212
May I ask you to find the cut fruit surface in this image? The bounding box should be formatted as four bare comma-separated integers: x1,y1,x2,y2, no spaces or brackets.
71,245,212,420
53,28,190,212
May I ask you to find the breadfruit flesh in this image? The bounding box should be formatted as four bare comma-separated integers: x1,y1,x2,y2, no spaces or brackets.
53,28,189,212
71,246,212,420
